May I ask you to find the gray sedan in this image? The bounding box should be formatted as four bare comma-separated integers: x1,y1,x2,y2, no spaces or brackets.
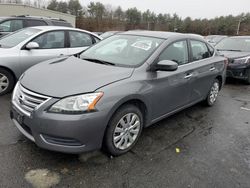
0,26,101,95
11,31,227,156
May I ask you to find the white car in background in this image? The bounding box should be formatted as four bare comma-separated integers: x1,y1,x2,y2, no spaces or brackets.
0,26,101,95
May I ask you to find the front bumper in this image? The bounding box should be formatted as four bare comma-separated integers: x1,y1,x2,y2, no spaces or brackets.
226,64,250,80
10,103,109,154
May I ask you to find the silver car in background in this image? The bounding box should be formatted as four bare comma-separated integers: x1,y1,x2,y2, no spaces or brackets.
0,26,101,95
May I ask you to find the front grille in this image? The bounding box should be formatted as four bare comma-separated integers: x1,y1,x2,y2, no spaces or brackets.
12,83,51,117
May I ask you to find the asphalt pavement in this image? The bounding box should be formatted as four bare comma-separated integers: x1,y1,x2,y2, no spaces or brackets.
0,80,250,188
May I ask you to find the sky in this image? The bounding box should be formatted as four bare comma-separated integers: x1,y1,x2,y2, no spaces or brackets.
81,0,250,19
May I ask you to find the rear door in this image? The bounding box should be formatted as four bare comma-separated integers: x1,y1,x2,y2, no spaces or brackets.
19,30,68,73
149,40,193,120
67,31,98,55
188,40,219,102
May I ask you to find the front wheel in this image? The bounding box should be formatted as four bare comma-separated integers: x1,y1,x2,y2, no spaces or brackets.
205,79,220,106
103,104,143,156
0,68,15,96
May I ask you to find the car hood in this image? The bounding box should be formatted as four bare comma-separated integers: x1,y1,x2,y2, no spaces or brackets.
0,47,13,55
218,51,250,60
20,56,134,98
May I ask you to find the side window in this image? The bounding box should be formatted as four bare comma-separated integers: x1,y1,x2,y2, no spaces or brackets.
0,20,23,32
158,40,189,65
10,20,24,32
26,20,47,27
51,21,72,27
0,20,11,32
69,31,93,47
32,31,65,49
190,40,211,61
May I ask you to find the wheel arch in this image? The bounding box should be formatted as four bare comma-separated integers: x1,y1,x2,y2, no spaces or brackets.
0,65,17,82
101,95,151,152
215,75,223,90
106,95,151,128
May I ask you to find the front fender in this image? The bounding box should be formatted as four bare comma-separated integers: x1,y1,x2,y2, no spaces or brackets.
96,80,153,128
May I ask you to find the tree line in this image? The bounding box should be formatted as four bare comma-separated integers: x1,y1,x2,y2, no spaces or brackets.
1,0,250,35
46,0,250,35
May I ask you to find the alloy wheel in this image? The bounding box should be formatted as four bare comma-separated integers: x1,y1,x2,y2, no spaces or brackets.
0,73,9,93
113,113,141,150
209,82,219,104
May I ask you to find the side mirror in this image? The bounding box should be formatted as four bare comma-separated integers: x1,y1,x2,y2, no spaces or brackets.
26,42,39,50
153,60,178,71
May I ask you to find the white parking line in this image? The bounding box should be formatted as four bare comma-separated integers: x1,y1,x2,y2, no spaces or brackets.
241,107,250,111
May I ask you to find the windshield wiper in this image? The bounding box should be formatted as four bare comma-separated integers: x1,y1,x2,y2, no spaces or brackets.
217,49,242,52
83,58,116,66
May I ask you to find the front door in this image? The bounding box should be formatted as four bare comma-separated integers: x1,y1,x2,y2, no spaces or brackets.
19,30,68,73
67,31,96,55
149,40,193,120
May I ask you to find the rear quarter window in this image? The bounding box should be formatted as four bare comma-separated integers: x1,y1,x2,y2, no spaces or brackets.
190,40,211,61
26,20,47,27
51,21,72,27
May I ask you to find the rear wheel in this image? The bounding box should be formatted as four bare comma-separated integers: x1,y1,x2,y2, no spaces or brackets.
205,79,220,106
104,104,143,156
0,68,15,96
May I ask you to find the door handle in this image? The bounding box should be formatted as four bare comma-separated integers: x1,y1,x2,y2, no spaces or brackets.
209,67,216,71
184,73,193,79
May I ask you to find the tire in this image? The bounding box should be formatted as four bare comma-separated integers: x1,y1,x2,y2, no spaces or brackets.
204,79,220,106
103,104,143,156
246,69,250,85
0,68,15,96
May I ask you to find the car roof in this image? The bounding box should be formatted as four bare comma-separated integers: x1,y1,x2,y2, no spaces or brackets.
230,36,250,39
30,26,101,39
120,30,204,41
0,17,9,20
0,16,65,21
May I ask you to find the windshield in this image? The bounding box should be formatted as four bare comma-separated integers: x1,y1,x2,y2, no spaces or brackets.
81,35,164,67
213,36,226,43
215,38,250,52
207,36,226,43
0,28,40,48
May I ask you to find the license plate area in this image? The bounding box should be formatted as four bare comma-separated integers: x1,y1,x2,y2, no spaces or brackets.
16,113,24,125
12,108,32,134
12,108,24,123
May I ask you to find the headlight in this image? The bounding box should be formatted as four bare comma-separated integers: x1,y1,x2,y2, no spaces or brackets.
234,56,250,64
49,92,103,114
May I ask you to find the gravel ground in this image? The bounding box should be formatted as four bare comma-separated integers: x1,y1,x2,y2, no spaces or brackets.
0,80,250,188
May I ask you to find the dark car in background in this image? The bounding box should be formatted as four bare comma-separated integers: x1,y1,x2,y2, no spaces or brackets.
0,15,72,38
10,31,226,156
215,36,250,84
